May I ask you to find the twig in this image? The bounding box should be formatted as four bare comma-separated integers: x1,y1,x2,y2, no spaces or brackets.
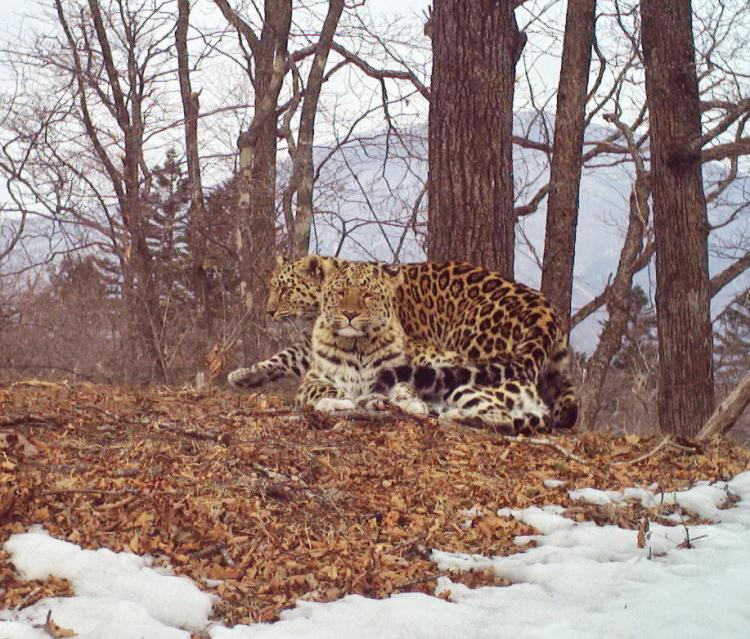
501,435,588,465
40,488,136,497
438,420,587,464
395,572,440,590
617,435,671,466
0,415,64,428
15,587,42,610
220,546,236,567
666,440,702,454
156,422,230,444
73,403,116,418
194,542,235,566
252,462,309,488
227,407,299,418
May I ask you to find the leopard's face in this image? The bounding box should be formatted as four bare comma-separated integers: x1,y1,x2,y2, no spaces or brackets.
318,264,400,338
266,256,330,320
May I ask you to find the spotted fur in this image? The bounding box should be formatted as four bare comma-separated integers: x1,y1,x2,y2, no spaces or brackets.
296,260,429,417
228,255,578,430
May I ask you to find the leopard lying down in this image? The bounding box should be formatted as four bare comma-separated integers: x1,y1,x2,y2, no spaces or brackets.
294,259,549,433
229,255,578,431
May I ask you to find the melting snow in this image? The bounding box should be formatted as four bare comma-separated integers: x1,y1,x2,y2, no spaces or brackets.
2,473,749,639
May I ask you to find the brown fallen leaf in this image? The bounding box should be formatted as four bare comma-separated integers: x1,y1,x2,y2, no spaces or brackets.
0,486,15,519
637,517,649,549
43,610,77,637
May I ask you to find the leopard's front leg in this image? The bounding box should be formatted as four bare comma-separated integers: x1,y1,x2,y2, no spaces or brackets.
296,371,355,412
228,344,310,389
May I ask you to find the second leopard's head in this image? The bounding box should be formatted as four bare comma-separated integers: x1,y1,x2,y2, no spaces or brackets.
317,261,403,338
266,254,341,320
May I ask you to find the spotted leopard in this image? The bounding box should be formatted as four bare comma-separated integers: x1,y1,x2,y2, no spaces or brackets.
229,255,578,430
295,259,549,432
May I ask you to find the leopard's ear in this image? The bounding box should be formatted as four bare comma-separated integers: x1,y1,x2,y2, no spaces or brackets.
380,263,404,286
297,254,336,283
275,255,286,268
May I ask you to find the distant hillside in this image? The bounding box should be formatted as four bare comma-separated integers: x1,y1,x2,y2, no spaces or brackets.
309,113,750,353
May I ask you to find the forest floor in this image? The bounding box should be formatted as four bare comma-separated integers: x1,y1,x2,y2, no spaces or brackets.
1,381,749,629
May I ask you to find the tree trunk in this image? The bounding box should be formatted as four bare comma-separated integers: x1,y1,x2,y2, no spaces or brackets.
426,0,525,278
641,0,714,436
290,0,344,258
540,0,596,330
578,176,650,430
176,0,213,377
216,0,292,359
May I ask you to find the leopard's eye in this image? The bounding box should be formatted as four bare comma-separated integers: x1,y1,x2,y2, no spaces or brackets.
362,291,374,301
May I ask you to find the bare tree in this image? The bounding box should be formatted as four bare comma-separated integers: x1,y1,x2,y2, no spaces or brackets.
540,0,597,330
642,0,715,436
426,0,526,277
214,0,292,359
176,0,214,375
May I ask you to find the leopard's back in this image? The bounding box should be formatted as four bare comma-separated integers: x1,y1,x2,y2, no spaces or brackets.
394,261,576,428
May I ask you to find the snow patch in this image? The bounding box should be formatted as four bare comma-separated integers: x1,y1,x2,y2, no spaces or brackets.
3,472,750,638
1,529,213,638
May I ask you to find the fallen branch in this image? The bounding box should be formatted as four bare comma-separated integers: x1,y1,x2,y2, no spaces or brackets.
438,420,587,464
0,415,64,429
39,488,137,497
617,435,672,466
156,422,231,444
697,371,750,441
502,435,588,465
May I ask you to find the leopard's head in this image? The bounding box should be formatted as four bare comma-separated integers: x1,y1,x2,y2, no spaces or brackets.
266,255,340,320
318,262,402,338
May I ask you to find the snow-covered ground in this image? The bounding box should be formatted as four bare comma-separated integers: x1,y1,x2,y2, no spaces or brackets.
2,472,749,639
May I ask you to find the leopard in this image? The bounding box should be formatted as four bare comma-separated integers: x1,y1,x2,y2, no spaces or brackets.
295,259,549,432
297,259,428,416
228,254,578,431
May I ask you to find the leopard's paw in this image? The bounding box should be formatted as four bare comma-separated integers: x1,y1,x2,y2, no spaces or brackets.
393,397,430,417
360,394,390,411
314,397,356,412
228,366,267,389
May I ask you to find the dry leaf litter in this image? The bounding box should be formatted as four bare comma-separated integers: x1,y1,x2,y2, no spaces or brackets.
1,381,748,627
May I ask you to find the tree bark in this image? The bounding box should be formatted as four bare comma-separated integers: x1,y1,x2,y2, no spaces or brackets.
426,0,525,278
540,0,596,330
290,0,344,258
176,0,213,375
641,0,714,436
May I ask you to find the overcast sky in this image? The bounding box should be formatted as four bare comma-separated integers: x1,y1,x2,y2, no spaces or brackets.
0,0,431,33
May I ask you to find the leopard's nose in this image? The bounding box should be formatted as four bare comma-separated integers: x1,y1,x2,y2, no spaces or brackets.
342,310,358,322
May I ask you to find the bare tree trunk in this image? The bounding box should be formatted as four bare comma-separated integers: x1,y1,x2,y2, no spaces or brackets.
641,0,714,436
289,0,344,258
578,175,651,430
541,0,596,330
426,0,525,278
215,0,292,360
86,0,166,382
176,0,213,378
